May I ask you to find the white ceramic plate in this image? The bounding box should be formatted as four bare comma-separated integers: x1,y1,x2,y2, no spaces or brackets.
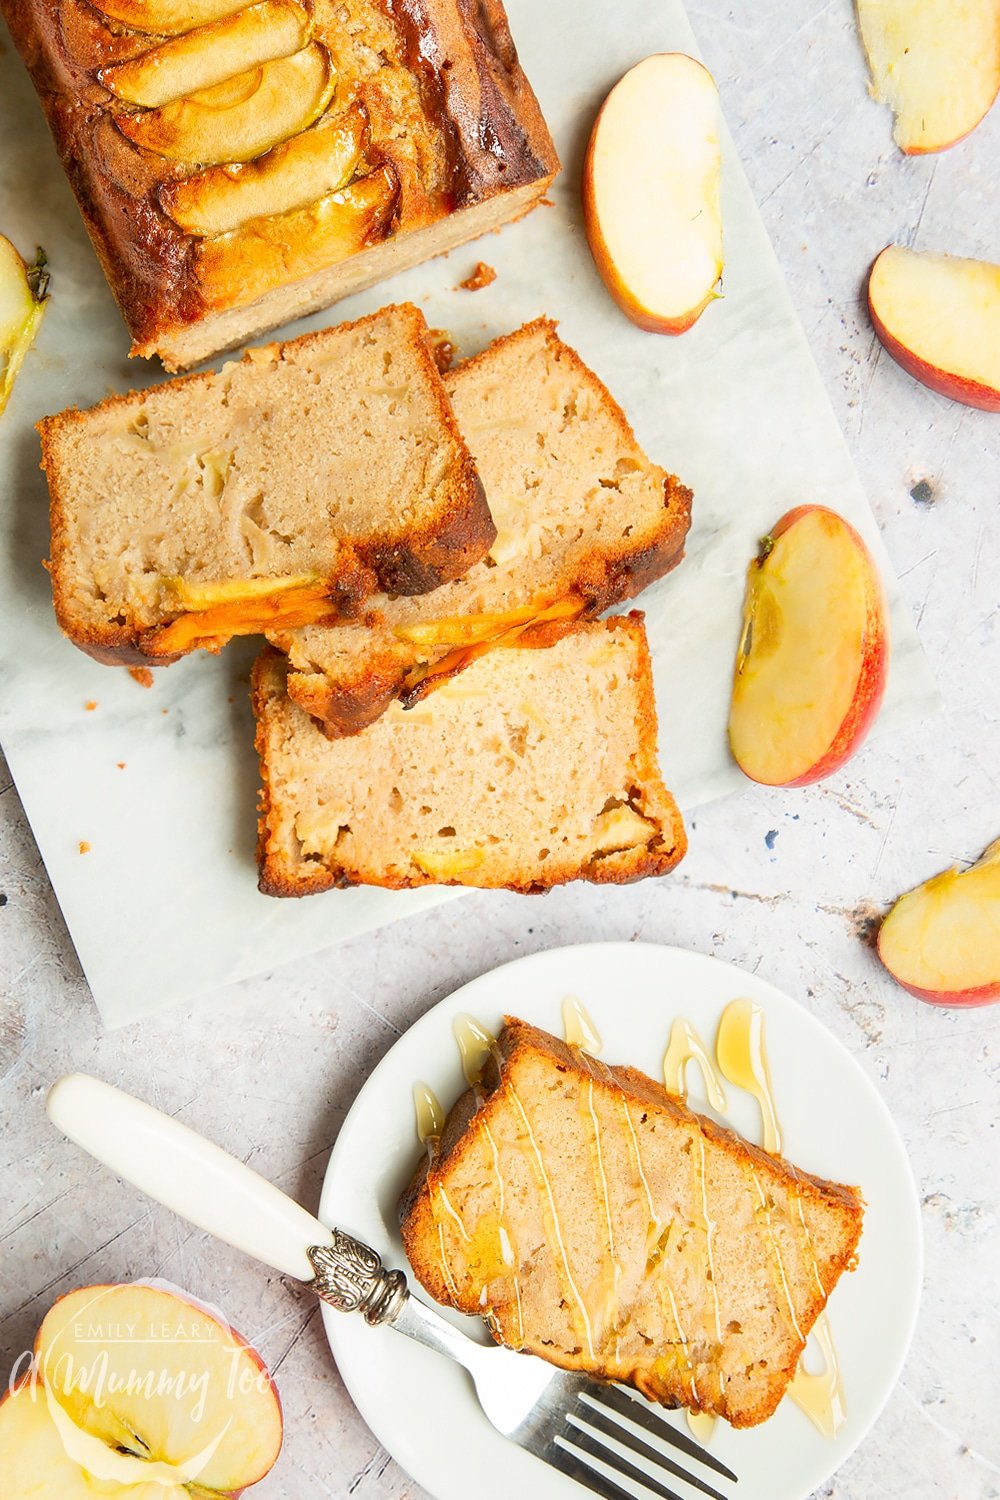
320,942,922,1500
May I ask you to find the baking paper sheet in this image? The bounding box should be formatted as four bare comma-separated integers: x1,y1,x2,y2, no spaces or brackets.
0,0,938,1024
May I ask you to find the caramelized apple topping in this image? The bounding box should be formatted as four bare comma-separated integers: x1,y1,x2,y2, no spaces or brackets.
398,597,585,706
146,575,338,655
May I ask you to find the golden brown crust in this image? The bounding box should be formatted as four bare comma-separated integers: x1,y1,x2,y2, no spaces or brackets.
41,303,494,662
0,0,558,365
400,1017,865,1427
253,617,687,896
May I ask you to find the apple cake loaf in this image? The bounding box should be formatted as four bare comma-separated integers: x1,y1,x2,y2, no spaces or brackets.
253,615,686,895
272,318,693,736
0,0,558,368
400,1017,865,1428
40,304,492,665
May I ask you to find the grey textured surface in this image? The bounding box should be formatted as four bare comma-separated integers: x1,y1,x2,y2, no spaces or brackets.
1,2,999,1498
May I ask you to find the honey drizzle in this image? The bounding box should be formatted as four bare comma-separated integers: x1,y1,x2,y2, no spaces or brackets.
562,994,603,1054
787,1312,845,1439
748,1165,805,1343
413,1081,460,1301
692,1130,725,1401
413,1082,445,1152
505,1076,597,1363
480,1116,524,1349
584,1077,621,1357
686,1410,718,1443
715,998,782,1154
453,1013,496,1087
662,1018,728,1112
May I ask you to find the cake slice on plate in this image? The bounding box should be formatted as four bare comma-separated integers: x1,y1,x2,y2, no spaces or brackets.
400,1018,864,1428
273,318,692,737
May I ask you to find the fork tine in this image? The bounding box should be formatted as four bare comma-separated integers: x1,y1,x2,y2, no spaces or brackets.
549,1434,649,1500
582,1387,737,1483
563,1425,695,1500
567,1406,730,1500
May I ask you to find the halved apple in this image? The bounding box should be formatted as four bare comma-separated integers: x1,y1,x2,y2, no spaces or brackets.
161,102,367,236
35,1282,283,1493
728,506,889,787
90,0,251,36
100,1,311,110
878,840,1000,1006
856,0,1000,153
868,245,1000,412
0,1377,189,1500
195,162,399,307
115,43,335,165
582,53,723,334
0,235,48,416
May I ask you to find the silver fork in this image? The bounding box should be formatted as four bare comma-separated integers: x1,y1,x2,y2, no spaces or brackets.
47,1074,737,1500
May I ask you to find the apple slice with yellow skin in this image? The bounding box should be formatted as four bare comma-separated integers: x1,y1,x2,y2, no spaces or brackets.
868,245,1000,413
195,162,399,308
856,0,1000,154
100,1,311,110
583,53,723,334
878,840,1000,1006
728,506,889,787
90,0,252,36
0,236,48,417
115,44,335,165
35,1282,282,1493
161,102,368,236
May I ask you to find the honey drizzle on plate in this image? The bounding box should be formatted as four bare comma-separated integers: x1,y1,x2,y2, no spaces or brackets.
562,994,603,1054
786,1312,845,1438
715,997,782,1154
413,1081,461,1300
662,1018,728,1112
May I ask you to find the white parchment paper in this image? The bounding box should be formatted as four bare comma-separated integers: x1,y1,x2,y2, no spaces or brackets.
0,1,938,1024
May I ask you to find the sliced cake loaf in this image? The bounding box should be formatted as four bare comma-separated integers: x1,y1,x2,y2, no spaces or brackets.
400,1018,864,1428
40,304,492,665
253,615,686,895
271,319,692,735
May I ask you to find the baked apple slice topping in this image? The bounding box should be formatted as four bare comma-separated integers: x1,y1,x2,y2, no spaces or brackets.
115,43,336,164
868,245,1000,412
0,235,48,416
162,101,368,235
856,0,1000,153
89,0,252,36
877,840,1000,1007
100,1,312,110
583,53,723,334
728,506,889,787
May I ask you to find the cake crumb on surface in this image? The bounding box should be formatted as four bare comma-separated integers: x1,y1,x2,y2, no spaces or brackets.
78,841,91,854
458,262,497,291
128,666,154,688
84,700,97,711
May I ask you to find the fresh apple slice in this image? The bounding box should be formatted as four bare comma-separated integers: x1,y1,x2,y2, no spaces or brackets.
195,162,399,307
583,53,723,334
0,236,48,416
35,1282,283,1493
878,839,1000,1006
728,506,889,787
115,43,335,165
90,0,251,35
0,1377,191,1500
161,102,368,235
868,245,1000,412
856,0,1000,153
100,1,311,110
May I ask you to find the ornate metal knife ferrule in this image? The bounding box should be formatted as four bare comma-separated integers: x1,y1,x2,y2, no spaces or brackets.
307,1230,408,1325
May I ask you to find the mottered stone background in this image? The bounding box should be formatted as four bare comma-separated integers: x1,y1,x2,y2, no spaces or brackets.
1,1,998,1496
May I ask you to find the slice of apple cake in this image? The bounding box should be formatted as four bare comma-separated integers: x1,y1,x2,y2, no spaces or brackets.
272,319,692,737
252,615,686,895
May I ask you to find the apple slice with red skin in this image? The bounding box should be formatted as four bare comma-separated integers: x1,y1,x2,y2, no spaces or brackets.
34,1282,282,1494
582,53,723,334
856,0,1000,154
728,506,889,787
868,245,1000,413
878,840,1000,1007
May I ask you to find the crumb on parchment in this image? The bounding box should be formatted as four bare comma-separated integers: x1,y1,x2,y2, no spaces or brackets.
78,841,90,854
128,666,154,688
458,262,497,292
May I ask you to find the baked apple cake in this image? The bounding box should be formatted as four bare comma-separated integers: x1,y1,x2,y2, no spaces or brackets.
0,0,558,367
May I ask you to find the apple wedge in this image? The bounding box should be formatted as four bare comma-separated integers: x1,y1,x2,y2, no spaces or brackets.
100,1,311,110
878,840,1000,1006
35,1282,283,1493
728,506,889,787
0,235,48,416
583,53,723,334
868,245,1000,412
196,162,399,308
0,1377,190,1500
856,0,1000,153
90,0,251,35
162,102,368,235
115,43,335,165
